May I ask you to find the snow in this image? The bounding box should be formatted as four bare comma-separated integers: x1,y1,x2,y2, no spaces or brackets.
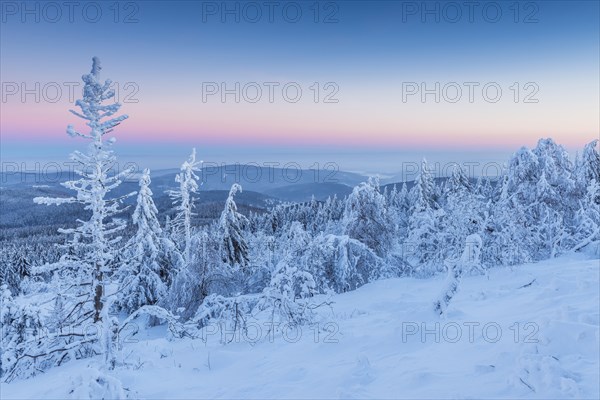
3,253,598,399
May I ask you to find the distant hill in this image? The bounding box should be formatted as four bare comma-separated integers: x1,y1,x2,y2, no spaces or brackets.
265,182,354,203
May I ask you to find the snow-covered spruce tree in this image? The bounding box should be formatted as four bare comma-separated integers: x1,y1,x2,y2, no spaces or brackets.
169,148,202,263
387,183,410,239
304,232,380,293
574,140,600,206
0,252,19,296
0,246,31,295
409,159,438,209
250,222,319,329
166,225,223,321
10,247,31,283
219,184,249,270
533,139,577,254
570,140,600,254
326,194,345,223
245,230,275,293
0,285,44,381
442,165,486,263
343,177,395,258
48,293,67,334
445,163,472,194
31,57,131,371
533,171,569,258
578,140,600,185
161,185,243,303
497,140,577,260
267,222,316,299
405,159,444,276
434,234,482,315
504,146,542,259
486,174,531,266
572,179,600,254
116,169,177,314
290,196,321,233
479,176,496,199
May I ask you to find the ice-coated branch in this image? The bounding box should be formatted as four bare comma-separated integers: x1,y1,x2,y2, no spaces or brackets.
33,196,78,206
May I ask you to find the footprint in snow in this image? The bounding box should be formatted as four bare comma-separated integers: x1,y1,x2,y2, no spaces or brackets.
338,354,376,398
513,351,581,398
352,354,375,385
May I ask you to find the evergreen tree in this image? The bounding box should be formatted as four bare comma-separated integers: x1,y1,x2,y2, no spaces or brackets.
405,160,444,275
169,148,201,263
11,248,31,281
487,174,531,266
166,227,221,320
1,285,44,380
573,179,600,253
0,248,19,295
219,184,250,270
116,169,174,313
500,140,577,260
268,222,316,300
48,293,67,334
304,233,380,293
533,171,568,258
409,159,438,210
32,57,131,371
343,177,394,257
443,165,485,262
577,140,600,187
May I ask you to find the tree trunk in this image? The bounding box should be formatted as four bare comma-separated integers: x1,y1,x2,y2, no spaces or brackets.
94,266,103,323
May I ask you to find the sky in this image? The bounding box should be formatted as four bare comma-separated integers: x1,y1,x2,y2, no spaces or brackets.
1,0,599,173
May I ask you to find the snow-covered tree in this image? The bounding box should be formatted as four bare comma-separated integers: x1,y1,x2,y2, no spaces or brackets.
576,140,600,190
486,174,531,266
445,163,471,194
314,194,344,234
219,184,249,270
479,176,496,199
34,57,131,325
572,179,600,253
405,160,444,275
1,285,44,380
268,222,316,300
532,139,577,220
409,159,438,210
166,226,223,320
0,246,32,295
10,248,31,282
0,256,19,296
116,169,177,314
343,177,395,257
169,148,202,263
496,140,577,260
532,171,569,258
22,57,133,377
305,233,381,293
442,165,486,262
48,293,67,334
387,183,410,240
434,234,482,315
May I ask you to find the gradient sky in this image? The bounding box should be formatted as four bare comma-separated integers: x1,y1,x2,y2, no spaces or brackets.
1,0,599,172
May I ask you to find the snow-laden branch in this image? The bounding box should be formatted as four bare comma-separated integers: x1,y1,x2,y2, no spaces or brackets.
33,196,78,206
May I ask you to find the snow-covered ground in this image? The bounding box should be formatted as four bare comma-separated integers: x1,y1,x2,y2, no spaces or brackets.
3,254,599,399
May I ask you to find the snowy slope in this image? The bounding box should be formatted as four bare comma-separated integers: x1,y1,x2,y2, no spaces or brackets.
2,254,598,399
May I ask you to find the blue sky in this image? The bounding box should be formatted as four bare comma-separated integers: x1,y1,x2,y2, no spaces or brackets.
1,0,598,173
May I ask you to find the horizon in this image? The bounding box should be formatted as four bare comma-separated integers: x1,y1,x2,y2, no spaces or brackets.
0,137,595,178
